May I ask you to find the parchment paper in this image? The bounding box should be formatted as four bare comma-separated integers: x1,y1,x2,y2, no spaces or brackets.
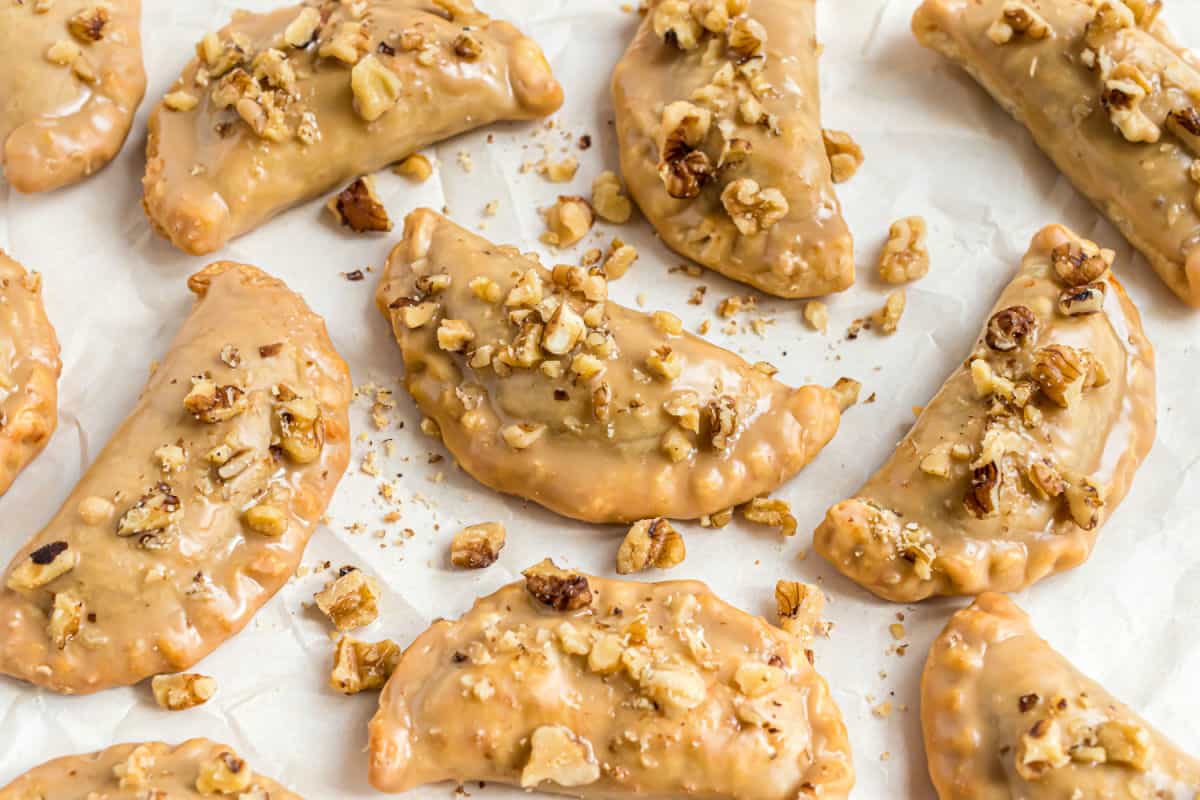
2,1,1199,797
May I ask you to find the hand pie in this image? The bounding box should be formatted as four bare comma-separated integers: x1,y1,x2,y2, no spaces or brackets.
0,252,61,497
923,593,1200,799
369,560,855,798
143,0,564,255
914,0,1200,307
815,225,1155,602
612,0,854,298
0,263,352,694
376,209,842,524
0,738,302,799
1,0,145,193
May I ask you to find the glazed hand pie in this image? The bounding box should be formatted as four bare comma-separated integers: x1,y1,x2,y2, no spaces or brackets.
0,739,302,799
0,0,145,193
369,560,854,799
0,263,351,694
914,0,1200,307
815,225,1155,602
0,251,61,497
612,0,854,298
376,209,843,524
923,593,1200,799
143,0,564,255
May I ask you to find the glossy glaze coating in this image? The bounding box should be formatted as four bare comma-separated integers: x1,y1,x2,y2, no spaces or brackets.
376,209,842,524
612,0,854,298
0,251,60,497
369,565,854,799
0,738,302,799
923,594,1200,799
0,0,145,193
143,0,563,255
815,225,1155,602
0,263,351,694
914,0,1200,306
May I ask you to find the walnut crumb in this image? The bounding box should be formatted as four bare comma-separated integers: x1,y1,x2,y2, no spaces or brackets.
314,567,381,631
394,153,433,181
872,290,906,335
450,522,506,569
152,673,217,711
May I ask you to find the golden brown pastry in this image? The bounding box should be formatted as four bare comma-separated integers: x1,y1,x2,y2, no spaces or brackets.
612,0,854,298
0,0,145,193
369,560,854,798
923,593,1200,799
815,225,1155,602
914,0,1200,307
0,738,302,799
0,251,61,497
376,209,842,524
0,263,352,694
143,0,564,255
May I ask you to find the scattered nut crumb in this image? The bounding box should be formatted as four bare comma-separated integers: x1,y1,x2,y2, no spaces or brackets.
151,673,217,711
741,497,797,536
803,300,829,334
872,290,906,335
394,153,433,181
314,567,381,631
592,170,633,223
831,377,861,411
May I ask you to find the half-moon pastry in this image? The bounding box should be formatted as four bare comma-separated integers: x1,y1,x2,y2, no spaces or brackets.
0,251,61,497
914,0,1200,307
376,209,842,524
0,738,302,799
143,0,564,255
0,262,352,694
612,0,854,298
815,224,1155,602
369,560,854,799
1,0,145,193
923,593,1200,799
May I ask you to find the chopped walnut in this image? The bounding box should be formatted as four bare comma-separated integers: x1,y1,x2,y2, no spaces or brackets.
878,216,929,284
1032,345,1093,408
521,725,601,789
395,153,433,181
1027,460,1066,499
1058,282,1107,316
541,196,594,248
163,90,200,112
45,38,82,67
646,345,682,381
616,518,686,574
328,176,392,233
721,178,788,235
742,497,797,536
728,16,767,59
1016,718,1070,780
704,395,739,450
1102,63,1160,143
351,55,403,121
804,300,830,333
501,422,546,450
453,31,483,60
822,129,864,183
1064,474,1105,530
243,501,289,537
184,376,247,422
872,290,906,335
775,580,825,639
450,522,506,569
436,318,476,352
330,636,402,694
275,386,323,463
1095,719,1152,770
117,484,182,538
284,7,322,48
987,2,1052,44
539,156,579,183
1051,242,1112,287
985,305,1039,351
6,541,77,591
831,377,861,411
964,462,1001,519
433,0,489,25
319,20,369,64
543,303,586,354
734,660,785,698
658,101,714,196
152,673,218,711
653,0,703,50
67,5,109,43
315,568,381,631
523,559,592,611
47,590,83,648
196,752,254,795
602,239,638,278
592,171,633,223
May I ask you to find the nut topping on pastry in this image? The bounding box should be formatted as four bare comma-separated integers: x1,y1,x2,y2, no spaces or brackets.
815,225,1155,602
375,209,843,523
0,264,352,694
367,567,854,799
614,0,855,298
922,594,1200,799
0,0,145,192
143,0,563,255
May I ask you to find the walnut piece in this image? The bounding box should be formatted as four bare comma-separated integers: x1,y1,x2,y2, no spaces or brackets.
592,171,633,223
822,129,864,183
658,101,713,199
117,483,182,538
315,568,381,631
450,522,506,569
1032,345,1093,408
1065,473,1105,530
284,7,321,48
328,176,392,233
871,290,906,335
804,300,830,333
501,422,546,450
775,580,825,640
395,153,433,182
1016,718,1070,780
67,5,110,43
742,496,797,536
831,377,861,411
1058,282,1107,316
523,559,592,611
152,673,218,711
964,462,1001,519
48,591,84,648
184,376,247,422
1051,242,1112,286
879,216,929,283
243,501,289,537
987,2,1052,44
351,55,403,121
275,385,324,463
6,541,77,591
653,0,703,50
330,636,402,694
985,305,1039,351
616,518,686,574
196,752,254,795
541,197,594,248
521,725,601,789
721,178,788,235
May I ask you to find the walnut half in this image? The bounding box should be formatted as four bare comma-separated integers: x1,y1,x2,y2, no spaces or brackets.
315,567,381,631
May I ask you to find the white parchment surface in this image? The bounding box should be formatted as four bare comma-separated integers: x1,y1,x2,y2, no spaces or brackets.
2,1,1200,797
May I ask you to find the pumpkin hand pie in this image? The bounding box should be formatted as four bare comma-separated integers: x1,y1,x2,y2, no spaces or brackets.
0,739,302,799
914,0,1200,306
612,0,854,298
375,209,842,524
0,263,351,694
923,593,1200,799
143,0,564,255
368,560,854,799
0,251,61,498
0,0,145,193
815,225,1155,602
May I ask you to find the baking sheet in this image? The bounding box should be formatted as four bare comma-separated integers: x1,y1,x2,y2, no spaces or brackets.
2,0,1200,796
